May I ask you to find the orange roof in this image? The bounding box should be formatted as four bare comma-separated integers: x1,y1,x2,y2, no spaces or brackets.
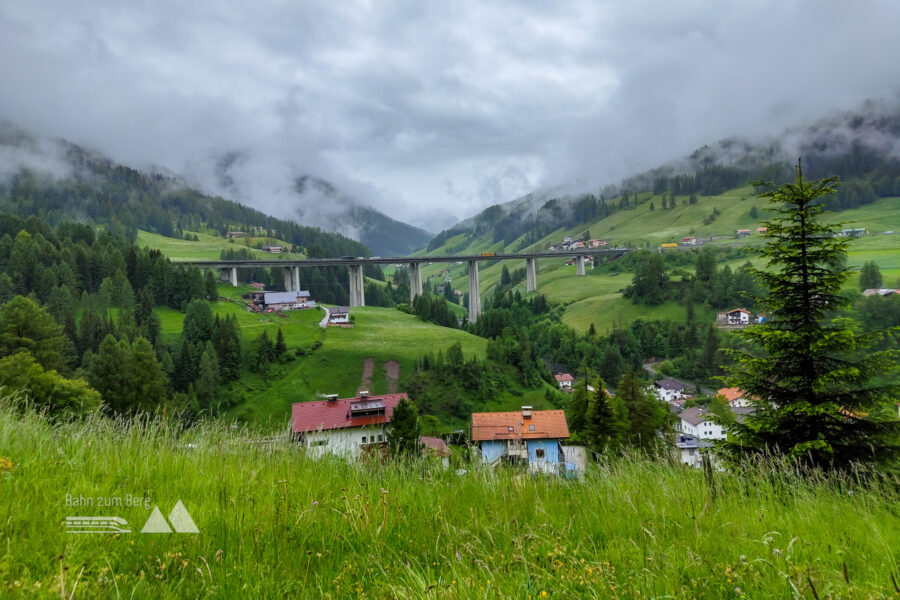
471,410,569,441
717,387,745,402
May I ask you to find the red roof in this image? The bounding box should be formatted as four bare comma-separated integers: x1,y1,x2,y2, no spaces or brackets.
419,436,450,457
717,387,745,402
554,374,574,382
291,393,407,433
727,308,751,314
471,410,569,441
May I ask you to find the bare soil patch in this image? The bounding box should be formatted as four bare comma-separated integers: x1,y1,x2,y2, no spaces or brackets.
358,357,375,394
383,360,400,393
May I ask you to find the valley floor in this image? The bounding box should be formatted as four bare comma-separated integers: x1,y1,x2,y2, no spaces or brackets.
1,407,898,599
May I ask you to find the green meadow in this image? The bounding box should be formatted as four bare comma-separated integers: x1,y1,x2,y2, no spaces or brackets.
2,406,898,599
136,230,303,262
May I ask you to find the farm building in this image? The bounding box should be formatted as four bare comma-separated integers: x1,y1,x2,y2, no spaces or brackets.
291,392,404,458
679,236,699,246
735,229,751,237
263,291,313,311
757,226,767,233
862,288,899,297
716,308,753,326
261,245,283,253
226,231,245,239
471,407,572,474
327,306,351,326
588,239,607,248
554,373,574,391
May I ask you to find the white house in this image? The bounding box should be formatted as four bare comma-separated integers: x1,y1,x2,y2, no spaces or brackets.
264,291,313,311
291,392,407,458
678,406,726,440
327,306,351,326
717,387,752,408
675,434,714,468
554,373,574,392
653,377,689,402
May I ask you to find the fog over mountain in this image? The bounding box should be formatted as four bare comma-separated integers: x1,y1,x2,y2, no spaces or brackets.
2,1,899,233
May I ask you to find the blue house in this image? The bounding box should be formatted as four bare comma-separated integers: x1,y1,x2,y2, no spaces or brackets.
471,407,571,474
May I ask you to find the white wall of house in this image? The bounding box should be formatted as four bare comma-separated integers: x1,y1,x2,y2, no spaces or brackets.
680,447,704,468
680,418,726,440
729,397,751,408
652,386,684,402
300,426,386,458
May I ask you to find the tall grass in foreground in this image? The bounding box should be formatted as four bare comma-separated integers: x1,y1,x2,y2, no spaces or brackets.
0,403,898,599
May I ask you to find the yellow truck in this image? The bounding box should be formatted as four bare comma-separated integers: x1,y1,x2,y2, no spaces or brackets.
480,251,495,257
660,243,678,248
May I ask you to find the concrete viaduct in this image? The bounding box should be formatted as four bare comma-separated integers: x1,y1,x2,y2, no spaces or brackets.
184,248,629,322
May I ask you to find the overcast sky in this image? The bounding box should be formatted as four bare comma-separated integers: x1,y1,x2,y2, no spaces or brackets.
2,1,899,232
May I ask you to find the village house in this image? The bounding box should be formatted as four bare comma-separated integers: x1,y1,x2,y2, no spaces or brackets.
675,434,714,468
226,231,246,239
679,236,699,246
715,308,762,328
717,387,752,408
249,282,266,290
862,288,899,297
291,392,418,458
554,373,574,392
263,290,313,311
677,406,726,440
471,407,572,474
588,239,607,248
653,377,690,402
261,245,283,254
327,306,351,326
757,226,767,233
735,229,751,238
419,436,451,467
840,228,867,237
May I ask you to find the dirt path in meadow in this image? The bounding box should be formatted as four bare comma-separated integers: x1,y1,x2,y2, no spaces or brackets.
383,360,400,393
358,357,375,394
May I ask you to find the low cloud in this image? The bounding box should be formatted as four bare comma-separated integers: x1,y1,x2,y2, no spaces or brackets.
1,1,898,230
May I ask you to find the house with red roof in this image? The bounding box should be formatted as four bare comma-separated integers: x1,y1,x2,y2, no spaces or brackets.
554,373,574,392
471,407,572,474
291,392,407,457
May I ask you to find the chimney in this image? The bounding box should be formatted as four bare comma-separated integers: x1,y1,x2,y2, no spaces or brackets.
359,390,369,399
325,394,338,402
522,406,532,419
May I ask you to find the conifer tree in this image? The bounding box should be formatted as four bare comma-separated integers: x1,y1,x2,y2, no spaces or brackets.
567,377,589,435
858,261,883,290
274,328,287,358
88,334,131,414
196,341,219,409
583,379,624,455
723,162,900,469
616,369,670,452
387,398,421,455
127,336,168,412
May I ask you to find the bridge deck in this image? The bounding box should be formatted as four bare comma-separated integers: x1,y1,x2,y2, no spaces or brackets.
181,248,629,269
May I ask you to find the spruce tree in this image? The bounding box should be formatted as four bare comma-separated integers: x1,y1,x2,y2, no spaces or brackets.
274,328,288,358
387,398,421,455
616,369,670,452
0,295,68,373
127,336,168,412
858,261,883,290
88,334,130,414
583,379,623,455
567,377,589,435
195,341,219,409
722,162,900,469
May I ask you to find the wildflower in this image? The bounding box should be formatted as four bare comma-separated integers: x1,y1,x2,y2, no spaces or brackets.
0,457,12,472
312,501,318,506
739,555,747,563
541,591,548,597
773,549,782,558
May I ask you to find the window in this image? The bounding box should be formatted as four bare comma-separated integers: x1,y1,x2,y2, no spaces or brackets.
361,436,367,444
535,448,546,459
310,440,328,447
529,425,535,431
378,435,383,442
508,426,514,432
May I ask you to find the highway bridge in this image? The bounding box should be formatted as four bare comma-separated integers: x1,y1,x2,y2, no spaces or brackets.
183,247,629,322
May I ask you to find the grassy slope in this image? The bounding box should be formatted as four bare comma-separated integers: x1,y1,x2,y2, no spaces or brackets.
2,408,898,599
136,230,304,262
156,284,547,427
420,193,900,333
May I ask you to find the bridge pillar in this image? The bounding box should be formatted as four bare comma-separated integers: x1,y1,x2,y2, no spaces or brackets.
575,256,586,276
283,267,293,291
409,263,423,302
467,260,481,322
292,266,300,292
348,264,365,307
525,258,538,292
